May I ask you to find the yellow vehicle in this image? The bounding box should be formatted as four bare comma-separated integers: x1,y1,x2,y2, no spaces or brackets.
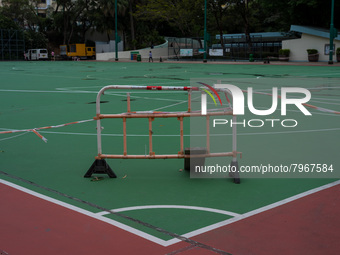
60,44,96,60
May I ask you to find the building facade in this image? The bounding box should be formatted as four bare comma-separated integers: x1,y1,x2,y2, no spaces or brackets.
283,25,340,62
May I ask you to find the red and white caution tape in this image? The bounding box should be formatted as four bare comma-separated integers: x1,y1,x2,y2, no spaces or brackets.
31,129,48,143
0,119,94,143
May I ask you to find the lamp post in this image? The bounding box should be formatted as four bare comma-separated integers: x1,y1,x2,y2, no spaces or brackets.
328,0,335,64
115,0,118,61
203,0,207,63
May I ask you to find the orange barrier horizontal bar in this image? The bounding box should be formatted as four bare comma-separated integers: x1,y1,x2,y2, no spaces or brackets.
95,111,233,119
96,152,241,160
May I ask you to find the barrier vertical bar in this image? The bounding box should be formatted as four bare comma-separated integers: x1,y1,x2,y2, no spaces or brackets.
188,90,192,112
206,115,210,153
84,87,117,178
178,117,184,154
149,117,154,155
232,115,237,160
96,92,103,156
123,117,127,156
127,93,131,113
231,114,240,183
201,93,207,115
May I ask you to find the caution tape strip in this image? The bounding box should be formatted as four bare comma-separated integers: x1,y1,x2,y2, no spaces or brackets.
0,119,95,143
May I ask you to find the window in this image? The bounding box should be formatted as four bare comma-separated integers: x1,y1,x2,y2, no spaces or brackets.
70,45,76,52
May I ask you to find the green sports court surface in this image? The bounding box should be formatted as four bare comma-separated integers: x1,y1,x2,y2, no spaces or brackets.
0,60,340,254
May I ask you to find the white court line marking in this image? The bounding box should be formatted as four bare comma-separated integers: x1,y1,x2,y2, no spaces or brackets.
1,88,338,115
0,179,169,246
2,126,339,139
167,179,340,246
151,99,189,111
0,132,29,142
56,82,187,92
1,178,339,247
27,127,340,137
0,89,187,103
96,205,240,217
0,89,96,94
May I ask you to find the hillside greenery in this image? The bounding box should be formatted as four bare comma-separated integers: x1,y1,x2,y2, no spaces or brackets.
0,0,339,50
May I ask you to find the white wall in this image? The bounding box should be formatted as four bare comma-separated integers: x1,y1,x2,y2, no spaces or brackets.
283,34,339,62
96,44,169,61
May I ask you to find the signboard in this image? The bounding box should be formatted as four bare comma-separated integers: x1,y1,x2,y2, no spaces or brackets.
180,49,193,57
209,49,223,56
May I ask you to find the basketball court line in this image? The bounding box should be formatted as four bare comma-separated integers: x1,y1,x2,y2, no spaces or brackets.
1,176,339,247
0,89,96,94
96,205,241,217
27,127,340,137
1,63,340,253
1,127,340,142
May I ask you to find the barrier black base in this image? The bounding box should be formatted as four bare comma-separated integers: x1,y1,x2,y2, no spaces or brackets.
84,159,117,178
229,161,240,184
184,147,207,171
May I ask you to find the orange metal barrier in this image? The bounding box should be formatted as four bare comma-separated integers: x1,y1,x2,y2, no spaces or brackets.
84,85,241,183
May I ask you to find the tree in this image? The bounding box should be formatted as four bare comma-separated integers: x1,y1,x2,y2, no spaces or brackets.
0,0,39,30
0,14,20,30
208,0,230,55
258,0,340,31
135,0,204,37
0,0,48,50
90,0,129,43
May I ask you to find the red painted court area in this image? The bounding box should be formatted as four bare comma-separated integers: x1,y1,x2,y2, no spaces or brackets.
1,181,340,255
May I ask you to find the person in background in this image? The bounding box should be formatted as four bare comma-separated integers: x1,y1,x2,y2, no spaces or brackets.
149,51,153,62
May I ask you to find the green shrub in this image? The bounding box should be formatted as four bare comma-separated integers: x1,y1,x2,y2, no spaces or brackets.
307,49,318,54
279,49,290,56
336,48,340,55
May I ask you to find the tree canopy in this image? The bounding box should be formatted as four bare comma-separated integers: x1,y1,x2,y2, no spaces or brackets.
0,0,339,51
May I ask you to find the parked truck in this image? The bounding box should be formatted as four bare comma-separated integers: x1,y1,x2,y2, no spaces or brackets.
60,44,96,60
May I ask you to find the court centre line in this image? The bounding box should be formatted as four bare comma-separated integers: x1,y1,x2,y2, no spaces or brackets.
96,205,240,217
